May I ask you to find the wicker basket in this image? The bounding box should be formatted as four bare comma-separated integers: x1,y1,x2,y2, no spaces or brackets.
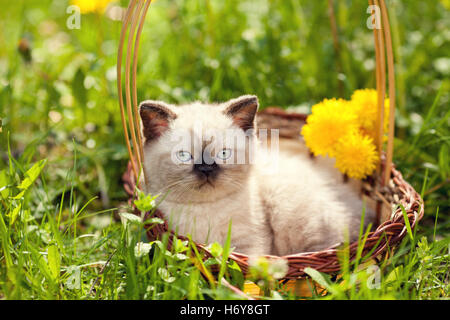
122,107,424,279
117,0,424,283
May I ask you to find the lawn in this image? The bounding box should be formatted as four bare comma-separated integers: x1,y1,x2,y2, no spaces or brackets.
0,0,448,300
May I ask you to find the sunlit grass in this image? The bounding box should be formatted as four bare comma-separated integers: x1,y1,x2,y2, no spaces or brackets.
0,0,448,300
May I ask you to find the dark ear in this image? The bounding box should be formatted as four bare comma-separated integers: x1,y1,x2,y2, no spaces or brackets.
223,95,259,131
139,100,177,142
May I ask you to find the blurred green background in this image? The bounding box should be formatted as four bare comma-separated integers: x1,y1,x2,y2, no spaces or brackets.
0,0,448,230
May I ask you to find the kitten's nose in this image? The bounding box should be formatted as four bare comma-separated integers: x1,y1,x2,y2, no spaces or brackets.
194,162,219,177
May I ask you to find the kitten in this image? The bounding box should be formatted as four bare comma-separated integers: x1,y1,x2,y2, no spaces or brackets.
139,95,374,256
139,95,270,255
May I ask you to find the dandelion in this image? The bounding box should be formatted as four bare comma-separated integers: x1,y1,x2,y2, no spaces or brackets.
334,131,379,179
350,89,390,141
301,98,357,157
302,92,383,179
71,0,114,14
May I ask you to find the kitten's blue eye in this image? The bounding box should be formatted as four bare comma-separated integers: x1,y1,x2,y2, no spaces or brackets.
216,149,232,160
176,150,192,162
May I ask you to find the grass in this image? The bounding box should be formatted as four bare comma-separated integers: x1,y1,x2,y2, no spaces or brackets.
0,0,449,300
1,150,448,300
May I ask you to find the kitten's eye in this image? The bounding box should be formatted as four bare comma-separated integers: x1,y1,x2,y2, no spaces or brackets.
216,149,232,160
176,150,192,162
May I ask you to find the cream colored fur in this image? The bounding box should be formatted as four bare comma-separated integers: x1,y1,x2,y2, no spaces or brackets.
257,145,374,255
140,96,374,256
140,98,270,255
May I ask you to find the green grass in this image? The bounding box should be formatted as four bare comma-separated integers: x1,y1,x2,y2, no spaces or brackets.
0,0,449,300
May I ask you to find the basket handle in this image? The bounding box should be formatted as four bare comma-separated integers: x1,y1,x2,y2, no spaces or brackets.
368,0,396,223
117,0,152,190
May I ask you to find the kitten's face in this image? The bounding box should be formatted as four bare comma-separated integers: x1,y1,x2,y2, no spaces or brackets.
139,95,258,203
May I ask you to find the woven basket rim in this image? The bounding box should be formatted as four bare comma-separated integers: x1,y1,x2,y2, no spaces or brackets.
123,109,424,280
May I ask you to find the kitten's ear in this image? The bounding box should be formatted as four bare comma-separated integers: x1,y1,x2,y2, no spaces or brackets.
139,100,177,142
223,95,259,131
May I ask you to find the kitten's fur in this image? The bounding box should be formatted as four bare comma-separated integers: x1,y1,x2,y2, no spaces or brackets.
139,95,374,256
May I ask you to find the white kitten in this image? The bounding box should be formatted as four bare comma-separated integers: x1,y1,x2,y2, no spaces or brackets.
139,96,270,255
139,95,374,256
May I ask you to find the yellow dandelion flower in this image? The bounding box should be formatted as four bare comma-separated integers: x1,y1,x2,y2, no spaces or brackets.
334,131,379,179
350,89,390,141
71,0,114,14
440,0,450,10
301,98,358,157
